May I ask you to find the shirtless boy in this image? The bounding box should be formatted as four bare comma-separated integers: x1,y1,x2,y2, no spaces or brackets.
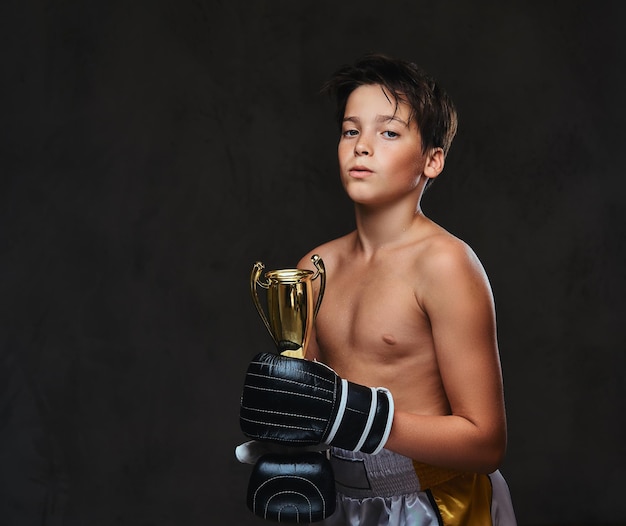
239,53,516,525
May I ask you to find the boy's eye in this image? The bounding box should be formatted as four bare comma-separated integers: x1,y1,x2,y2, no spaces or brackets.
382,130,399,138
343,129,359,137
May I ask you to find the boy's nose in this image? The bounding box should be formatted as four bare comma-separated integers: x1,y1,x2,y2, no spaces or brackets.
355,140,371,156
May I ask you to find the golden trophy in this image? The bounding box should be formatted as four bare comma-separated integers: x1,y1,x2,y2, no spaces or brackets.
250,254,325,358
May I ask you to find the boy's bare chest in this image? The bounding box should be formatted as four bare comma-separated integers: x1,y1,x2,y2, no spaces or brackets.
315,263,429,353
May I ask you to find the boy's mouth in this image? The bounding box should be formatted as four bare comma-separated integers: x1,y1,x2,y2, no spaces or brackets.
349,165,373,178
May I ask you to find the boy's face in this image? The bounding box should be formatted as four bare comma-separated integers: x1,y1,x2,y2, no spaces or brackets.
338,84,429,207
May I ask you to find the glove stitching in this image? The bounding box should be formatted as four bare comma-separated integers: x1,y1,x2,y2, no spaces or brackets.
241,406,328,422
253,475,327,521
248,368,335,389
243,384,333,403
246,372,334,396
241,416,325,434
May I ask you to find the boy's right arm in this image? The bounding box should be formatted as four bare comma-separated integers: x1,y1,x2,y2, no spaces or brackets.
384,238,507,473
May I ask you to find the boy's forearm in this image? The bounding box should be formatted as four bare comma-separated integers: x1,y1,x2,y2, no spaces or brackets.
385,410,507,474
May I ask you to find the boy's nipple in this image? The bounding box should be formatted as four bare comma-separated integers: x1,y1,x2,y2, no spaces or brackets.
382,333,397,345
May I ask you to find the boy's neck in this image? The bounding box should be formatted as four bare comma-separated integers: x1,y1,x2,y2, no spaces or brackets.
353,201,427,255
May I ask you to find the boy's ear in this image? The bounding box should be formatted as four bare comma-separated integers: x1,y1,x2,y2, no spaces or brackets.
423,147,445,180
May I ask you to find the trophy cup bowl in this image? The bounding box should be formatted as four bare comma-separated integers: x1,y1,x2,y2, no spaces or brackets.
250,254,325,359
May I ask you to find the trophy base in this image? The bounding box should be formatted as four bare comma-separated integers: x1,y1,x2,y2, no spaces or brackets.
280,347,305,359
277,340,305,359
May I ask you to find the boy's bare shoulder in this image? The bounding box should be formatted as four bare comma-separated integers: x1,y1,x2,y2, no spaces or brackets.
406,216,475,261
411,222,491,301
297,231,356,270
415,225,478,266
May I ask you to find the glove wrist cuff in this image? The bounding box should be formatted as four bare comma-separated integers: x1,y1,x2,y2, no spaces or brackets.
370,387,394,454
324,381,394,454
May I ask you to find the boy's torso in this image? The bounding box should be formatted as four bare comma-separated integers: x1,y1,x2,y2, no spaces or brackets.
312,224,457,416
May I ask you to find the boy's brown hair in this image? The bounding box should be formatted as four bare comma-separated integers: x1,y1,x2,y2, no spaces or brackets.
322,53,458,158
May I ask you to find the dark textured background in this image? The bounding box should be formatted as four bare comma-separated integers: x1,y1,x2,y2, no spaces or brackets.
1,1,625,525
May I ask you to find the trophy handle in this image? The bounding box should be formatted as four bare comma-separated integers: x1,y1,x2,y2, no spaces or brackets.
311,254,326,320
250,261,278,347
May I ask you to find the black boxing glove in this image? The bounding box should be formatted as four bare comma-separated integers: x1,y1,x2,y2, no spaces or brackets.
240,352,394,455
246,451,336,523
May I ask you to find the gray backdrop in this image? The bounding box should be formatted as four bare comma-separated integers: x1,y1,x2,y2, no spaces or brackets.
1,1,625,525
